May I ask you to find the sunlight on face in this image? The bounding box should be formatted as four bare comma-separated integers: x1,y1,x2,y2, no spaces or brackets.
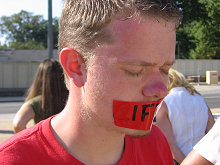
81,16,176,137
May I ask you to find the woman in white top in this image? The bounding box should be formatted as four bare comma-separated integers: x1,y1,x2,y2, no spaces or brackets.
156,69,215,164
181,118,220,165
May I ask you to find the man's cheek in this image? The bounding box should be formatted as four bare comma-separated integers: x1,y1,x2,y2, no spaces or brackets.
113,99,163,130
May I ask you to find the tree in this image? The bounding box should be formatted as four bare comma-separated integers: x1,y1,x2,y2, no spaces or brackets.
0,42,7,49
0,10,58,49
175,0,207,59
190,0,220,59
175,0,220,59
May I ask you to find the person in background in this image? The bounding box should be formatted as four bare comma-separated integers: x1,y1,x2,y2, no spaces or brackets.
156,68,215,165
181,118,220,165
13,59,68,133
0,0,181,164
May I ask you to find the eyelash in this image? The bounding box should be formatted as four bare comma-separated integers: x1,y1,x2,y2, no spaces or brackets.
123,68,169,77
160,68,169,75
124,70,143,77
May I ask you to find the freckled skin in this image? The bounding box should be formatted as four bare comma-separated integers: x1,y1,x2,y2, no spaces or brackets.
82,16,176,136
50,15,177,165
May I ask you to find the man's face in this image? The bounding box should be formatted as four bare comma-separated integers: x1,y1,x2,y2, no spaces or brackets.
81,16,176,136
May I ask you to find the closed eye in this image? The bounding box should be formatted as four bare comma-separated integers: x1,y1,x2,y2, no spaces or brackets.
159,66,172,75
123,69,143,77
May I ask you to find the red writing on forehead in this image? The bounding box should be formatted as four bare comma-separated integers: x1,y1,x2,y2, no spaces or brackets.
113,100,161,130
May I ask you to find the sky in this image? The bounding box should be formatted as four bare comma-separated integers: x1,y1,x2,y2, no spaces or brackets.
0,0,64,44
0,0,64,19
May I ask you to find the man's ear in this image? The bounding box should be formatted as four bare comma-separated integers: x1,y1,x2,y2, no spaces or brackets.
59,47,84,87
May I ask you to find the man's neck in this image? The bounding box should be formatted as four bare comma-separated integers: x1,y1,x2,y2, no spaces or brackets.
51,106,125,165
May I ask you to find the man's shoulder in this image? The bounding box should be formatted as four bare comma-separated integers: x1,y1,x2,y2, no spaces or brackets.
0,124,40,152
0,119,49,164
0,116,51,154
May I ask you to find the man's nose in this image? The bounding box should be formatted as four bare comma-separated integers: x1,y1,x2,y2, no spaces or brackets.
142,74,168,100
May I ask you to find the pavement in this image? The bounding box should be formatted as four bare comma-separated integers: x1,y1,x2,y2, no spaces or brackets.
0,96,30,143
0,96,25,102
0,83,220,143
0,119,34,144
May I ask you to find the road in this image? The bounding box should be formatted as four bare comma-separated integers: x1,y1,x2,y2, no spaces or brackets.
0,84,220,116
0,85,220,114
0,102,23,114
194,85,220,109
0,84,220,143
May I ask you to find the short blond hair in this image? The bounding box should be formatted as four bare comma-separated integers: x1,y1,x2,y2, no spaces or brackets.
58,0,181,60
58,0,181,89
168,68,200,95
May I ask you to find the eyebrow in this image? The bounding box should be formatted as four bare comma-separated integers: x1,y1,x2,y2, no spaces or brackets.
118,60,175,67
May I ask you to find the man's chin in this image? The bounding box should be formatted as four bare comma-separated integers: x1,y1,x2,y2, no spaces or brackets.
123,127,152,138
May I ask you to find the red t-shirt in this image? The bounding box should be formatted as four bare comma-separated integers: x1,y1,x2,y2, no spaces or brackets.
0,117,174,165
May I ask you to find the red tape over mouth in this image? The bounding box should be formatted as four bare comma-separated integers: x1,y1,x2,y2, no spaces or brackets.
113,99,163,130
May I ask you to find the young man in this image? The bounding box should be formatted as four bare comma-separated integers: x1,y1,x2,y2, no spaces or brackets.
0,0,180,164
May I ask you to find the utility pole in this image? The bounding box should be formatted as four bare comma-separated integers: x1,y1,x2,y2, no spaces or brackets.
48,0,53,59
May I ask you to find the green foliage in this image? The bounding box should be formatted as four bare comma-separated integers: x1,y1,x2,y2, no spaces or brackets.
0,3,219,58
9,41,45,49
189,20,219,59
175,0,220,59
176,25,196,59
175,0,207,24
0,43,7,49
0,10,58,50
